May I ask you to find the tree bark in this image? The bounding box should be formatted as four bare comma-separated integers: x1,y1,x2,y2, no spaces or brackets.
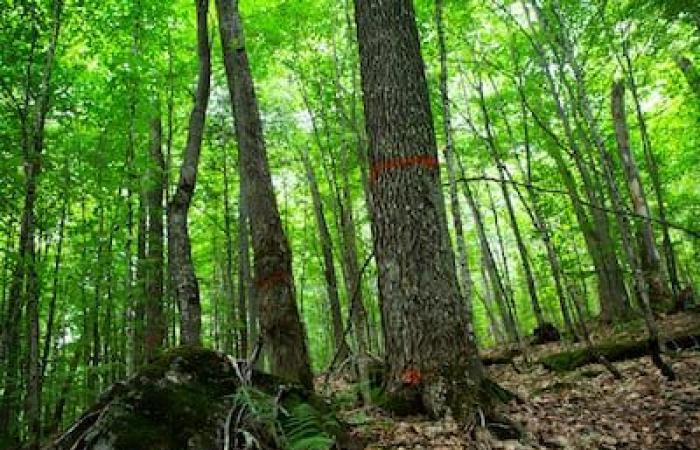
145,110,166,360
167,0,211,346
611,81,670,309
216,0,313,387
355,0,489,418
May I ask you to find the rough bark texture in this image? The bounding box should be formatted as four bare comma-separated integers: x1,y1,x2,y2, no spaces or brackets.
355,0,489,418
145,111,166,360
167,0,211,346
216,0,313,388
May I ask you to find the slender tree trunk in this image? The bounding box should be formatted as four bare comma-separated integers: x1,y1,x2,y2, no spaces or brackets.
523,3,630,321
145,110,166,360
474,79,545,329
461,171,517,341
216,0,312,387
622,44,681,301
514,85,575,337
238,173,255,357
355,0,492,418
676,56,700,97
41,188,67,379
0,1,64,443
301,146,350,362
168,0,211,347
337,145,371,406
222,144,239,357
611,81,670,310
435,0,475,340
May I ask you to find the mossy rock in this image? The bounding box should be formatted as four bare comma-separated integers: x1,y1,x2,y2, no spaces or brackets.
46,346,359,450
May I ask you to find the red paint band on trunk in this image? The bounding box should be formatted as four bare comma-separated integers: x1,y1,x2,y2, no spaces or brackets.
370,154,439,183
255,271,290,290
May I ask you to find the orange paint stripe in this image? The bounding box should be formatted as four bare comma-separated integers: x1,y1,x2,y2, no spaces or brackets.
370,154,439,183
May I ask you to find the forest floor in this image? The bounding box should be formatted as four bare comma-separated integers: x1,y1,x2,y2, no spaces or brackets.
336,312,700,450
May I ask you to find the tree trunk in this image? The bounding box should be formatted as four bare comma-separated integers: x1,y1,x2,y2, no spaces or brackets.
435,0,476,341
145,110,166,360
0,1,64,443
222,145,239,357
474,78,545,329
167,0,211,346
622,44,681,301
338,145,372,406
300,146,350,363
676,56,700,97
238,172,255,358
216,0,313,388
611,81,670,310
523,3,630,321
355,0,490,418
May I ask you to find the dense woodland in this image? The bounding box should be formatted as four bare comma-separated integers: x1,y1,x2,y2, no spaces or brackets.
1,0,699,449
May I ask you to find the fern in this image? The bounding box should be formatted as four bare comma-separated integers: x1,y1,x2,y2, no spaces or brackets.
281,402,337,450
228,386,339,450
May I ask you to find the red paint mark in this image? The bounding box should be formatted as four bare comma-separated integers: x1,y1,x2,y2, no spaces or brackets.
255,271,290,290
401,368,423,387
370,154,439,183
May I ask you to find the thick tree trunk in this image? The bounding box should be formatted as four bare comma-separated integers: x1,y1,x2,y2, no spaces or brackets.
216,0,313,387
145,111,166,360
355,0,490,418
167,0,211,346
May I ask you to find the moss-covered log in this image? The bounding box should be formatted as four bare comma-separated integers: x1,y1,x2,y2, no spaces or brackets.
539,333,700,373
45,346,361,450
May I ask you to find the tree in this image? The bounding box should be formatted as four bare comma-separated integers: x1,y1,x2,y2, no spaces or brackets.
215,0,313,388
167,0,211,346
144,108,166,360
354,0,490,417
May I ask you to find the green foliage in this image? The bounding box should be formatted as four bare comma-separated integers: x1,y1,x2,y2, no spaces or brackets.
232,386,339,450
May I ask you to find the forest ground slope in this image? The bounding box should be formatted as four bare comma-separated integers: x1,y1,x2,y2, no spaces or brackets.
346,312,700,449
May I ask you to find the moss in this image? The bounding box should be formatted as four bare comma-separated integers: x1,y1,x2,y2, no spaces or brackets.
540,340,649,372
114,413,172,449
